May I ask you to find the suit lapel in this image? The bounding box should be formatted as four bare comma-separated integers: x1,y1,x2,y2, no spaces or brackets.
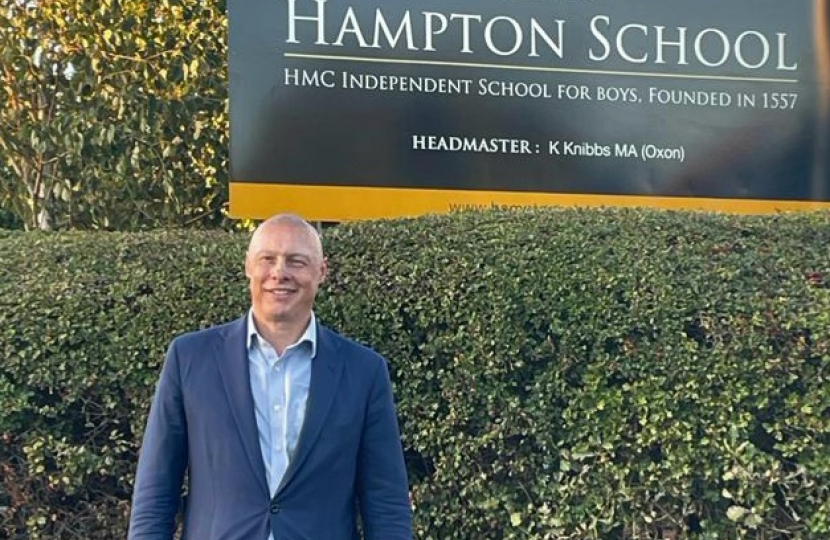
276,324,343,496
216,316,269,497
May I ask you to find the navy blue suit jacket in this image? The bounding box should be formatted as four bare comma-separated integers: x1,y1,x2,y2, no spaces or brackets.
128,316,413,540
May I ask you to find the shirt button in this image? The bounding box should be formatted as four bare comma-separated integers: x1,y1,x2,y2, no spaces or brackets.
269,502,281,514
273,404,281,412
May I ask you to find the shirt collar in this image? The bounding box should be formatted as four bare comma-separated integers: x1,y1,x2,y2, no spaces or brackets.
246,309,317,358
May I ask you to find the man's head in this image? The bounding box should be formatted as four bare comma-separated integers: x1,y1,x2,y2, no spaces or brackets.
245,214,328,330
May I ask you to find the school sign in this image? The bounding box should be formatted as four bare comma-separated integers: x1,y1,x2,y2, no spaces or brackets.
228,0,830,219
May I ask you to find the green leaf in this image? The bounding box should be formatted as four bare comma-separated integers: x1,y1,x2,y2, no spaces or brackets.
727,505,748,522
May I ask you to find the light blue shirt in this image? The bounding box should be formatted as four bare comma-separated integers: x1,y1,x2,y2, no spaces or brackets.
247,310,316,516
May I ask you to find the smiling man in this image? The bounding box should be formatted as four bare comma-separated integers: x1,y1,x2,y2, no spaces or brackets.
128,214,413,540
245,216,328,351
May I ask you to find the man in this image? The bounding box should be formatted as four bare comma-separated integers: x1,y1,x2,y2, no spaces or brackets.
128,214,413,540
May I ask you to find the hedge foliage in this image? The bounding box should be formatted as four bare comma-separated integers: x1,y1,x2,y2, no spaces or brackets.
0,0,228,230
1,208,829,539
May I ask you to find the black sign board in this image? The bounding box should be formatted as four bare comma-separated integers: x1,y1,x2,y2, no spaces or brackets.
229,0,830,219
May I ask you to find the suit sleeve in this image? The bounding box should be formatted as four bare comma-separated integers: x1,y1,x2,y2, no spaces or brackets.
128,340,189,540
357,358,414,540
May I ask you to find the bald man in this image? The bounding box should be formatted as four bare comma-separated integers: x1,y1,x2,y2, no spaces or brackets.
129,214,413,540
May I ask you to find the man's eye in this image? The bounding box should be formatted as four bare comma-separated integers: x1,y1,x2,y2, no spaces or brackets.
288,259,307,268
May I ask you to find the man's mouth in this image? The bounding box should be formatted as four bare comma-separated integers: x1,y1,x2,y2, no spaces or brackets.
266,288,296,298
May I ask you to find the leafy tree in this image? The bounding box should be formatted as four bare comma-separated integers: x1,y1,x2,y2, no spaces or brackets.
0,0,228,230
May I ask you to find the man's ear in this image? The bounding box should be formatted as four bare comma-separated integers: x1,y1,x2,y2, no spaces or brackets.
319,257,329,283
244,255,252,279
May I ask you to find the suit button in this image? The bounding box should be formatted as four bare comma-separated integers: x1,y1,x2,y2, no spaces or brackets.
269,502,281,514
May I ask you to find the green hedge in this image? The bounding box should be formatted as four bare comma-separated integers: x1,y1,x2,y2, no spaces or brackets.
1,208,828,539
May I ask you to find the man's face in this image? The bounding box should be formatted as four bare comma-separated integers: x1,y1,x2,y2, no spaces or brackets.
245,221,328,327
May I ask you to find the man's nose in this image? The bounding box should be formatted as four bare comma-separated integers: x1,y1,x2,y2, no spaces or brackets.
269,258,289,279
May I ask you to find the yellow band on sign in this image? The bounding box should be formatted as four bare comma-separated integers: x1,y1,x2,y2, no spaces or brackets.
229,182,830,221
